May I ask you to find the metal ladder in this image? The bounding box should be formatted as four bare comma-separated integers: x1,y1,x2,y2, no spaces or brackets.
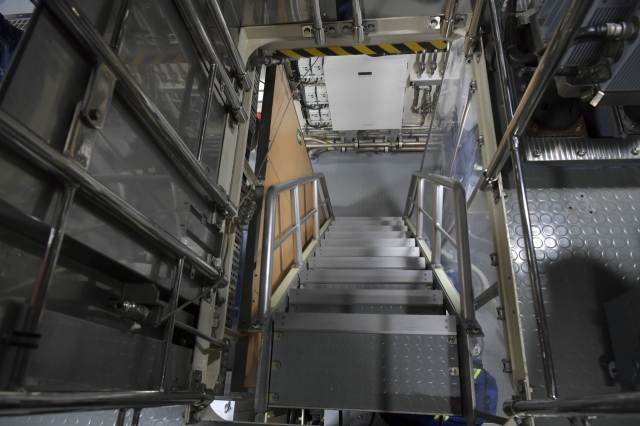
266,216,462,416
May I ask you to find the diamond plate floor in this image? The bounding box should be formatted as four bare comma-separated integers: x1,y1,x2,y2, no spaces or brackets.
269,332,461,414
504,167,640,426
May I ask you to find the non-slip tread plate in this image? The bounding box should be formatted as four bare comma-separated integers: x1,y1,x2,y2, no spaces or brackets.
314,247,420,257
308,257,426,270
269,332,460,413
300,269,432,283
319,238,416,247
324,231,409,239
289,288,442,305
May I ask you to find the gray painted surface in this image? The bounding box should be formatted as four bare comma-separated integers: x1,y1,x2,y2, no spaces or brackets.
504,167,640,426
312,151,422,217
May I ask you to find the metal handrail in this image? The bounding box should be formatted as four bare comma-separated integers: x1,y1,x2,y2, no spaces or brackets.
203,0,253,91
252,173,333,328
504,391,640,418
404,171,481,335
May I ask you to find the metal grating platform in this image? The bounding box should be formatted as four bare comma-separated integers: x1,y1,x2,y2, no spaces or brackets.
504,168,640,426
269,332,461,414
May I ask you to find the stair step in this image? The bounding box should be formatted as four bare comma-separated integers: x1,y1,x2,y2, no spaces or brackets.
314,247,420,257
290,289,442,314
290,289,442,306
274,312,455,334
308,257,425,270
333,216,403,221
324,231,409,239
328,225,407,232
319,238,416,247
300,269,432,284
329,220,405,227
301,283,432,290
269,313,460,413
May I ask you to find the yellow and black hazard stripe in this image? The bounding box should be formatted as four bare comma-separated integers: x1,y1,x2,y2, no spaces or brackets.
119,53,187,65
276,41,447,58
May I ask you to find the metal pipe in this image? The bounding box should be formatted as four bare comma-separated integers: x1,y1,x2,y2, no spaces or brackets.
9,185,76,388
463,0,486,58
291,186,304,266
512,137,558,399
274,224,298,250
305,142,429,149
351,0,364,43
418,51,427,77
474,0,594,195
432,185,443,267
420,48,451,171
116,409,127,426
504,391,640,418
109,0,132,52
180,0,248,123
441,0,458,38
159,258,184,389
312,180,320,240
174,321,229,349
131,408,141,426
196,64,217,162
435,222,457,248
0,389,215,416
411,199,433,222
411,84,421,113
0,111,222,281
447,81,477,176
46,0,237,216
204,0,252,90
311,0,326,45
416,179,424,239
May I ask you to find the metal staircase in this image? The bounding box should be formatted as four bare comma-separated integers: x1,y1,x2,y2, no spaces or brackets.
268,216,462,415
253,172,482,424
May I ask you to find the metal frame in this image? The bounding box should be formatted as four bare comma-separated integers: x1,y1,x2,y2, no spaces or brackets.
46,0,238,217
403,170,481,426
203,0,253,91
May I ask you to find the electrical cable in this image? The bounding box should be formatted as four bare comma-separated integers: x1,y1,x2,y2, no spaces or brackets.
505,0,537,64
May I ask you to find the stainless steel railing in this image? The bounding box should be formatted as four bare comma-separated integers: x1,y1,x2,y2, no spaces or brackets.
251,173,333,328
404,171,481,335
403,170,482,426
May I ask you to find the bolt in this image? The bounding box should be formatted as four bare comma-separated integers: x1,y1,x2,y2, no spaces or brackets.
577,149,586,157
290,305,297,312
274,331,283,340
88,108,102,121
520,83,527,92
448,367,459,376
632,147,640,156
576,124,584,131
271,361,281,370
533,150,541,157
531,124,539,132
446,335,457,345
269,393,279,402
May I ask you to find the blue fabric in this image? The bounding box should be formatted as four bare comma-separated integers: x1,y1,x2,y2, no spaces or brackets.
0,13,23,82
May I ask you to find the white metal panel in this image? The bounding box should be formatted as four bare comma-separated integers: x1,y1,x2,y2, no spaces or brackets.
323,55,408,131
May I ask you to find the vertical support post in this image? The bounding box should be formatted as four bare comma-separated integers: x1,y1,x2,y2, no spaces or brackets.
9,185,76,388
416,179,425,240
116,408,127,426
463,0,486,58
158,257,185,390
320,177,334,219
196,64,217,163
131,408,142,426
447,81,477,177
312,180,320,240
291,186,303,266
432,185,443,267
441,0,458,38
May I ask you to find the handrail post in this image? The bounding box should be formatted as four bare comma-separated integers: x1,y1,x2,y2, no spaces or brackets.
463,0,486,58
312,180,320,240
291,186,304,266
319,176,334,218
452,182,479,334
254,188,277,328
432,184,443,268
416,178,425,240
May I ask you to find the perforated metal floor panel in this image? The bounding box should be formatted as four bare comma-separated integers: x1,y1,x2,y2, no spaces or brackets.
504,167,640,426
269,332,461,414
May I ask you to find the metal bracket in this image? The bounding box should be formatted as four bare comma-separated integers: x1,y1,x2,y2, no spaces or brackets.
81,63,117,130
496,306,505,321
490,252,499,266
502,358,513,374
340,20,378,37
